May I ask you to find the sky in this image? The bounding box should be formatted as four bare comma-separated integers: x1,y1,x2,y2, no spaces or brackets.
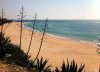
0,0,100,20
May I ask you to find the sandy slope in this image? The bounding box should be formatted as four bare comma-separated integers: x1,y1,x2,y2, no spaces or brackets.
1,22,100,72
0,60,28,72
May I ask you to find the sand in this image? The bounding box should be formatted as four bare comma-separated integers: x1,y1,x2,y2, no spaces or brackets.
1,22,100,72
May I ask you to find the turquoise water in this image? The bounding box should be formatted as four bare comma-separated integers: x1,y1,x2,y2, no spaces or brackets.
25,20,100,42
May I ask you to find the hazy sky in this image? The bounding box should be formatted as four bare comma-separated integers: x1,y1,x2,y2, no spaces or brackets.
0,0,100,19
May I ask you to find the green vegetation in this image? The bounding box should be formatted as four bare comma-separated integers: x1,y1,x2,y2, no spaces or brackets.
0,32,51,72
0,32,34,70
34,57,51,72
0,32,87,72
55,60,85,72
0,18,12,25
0,32,11,58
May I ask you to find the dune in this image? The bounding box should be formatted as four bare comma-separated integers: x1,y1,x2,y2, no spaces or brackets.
1,22,100,72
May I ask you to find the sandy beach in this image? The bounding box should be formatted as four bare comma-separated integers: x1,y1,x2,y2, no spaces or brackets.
1,22,100,72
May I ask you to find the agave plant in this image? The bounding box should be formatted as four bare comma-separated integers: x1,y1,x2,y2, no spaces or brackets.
0,32,11,58
0,32,35,70
55,60,85,72
35,57,51,72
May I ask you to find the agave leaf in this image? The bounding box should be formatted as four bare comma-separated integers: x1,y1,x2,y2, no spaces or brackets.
78,64,85,72
55,67,60,72
62,61,66,72
40,57,43,69
44,65,51,70
37,58,39,68
42,60,47,70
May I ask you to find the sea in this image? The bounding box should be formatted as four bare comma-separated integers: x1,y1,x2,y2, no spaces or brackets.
15,20,100,43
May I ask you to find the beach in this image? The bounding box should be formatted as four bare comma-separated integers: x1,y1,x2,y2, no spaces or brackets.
1,22,100,72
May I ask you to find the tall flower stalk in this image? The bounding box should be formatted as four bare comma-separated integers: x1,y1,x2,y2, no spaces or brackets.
0,9,5,33
18,6,26,49
27,13,37,55
33,19,48,63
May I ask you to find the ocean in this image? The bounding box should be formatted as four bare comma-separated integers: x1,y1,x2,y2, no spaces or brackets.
24,20,100,42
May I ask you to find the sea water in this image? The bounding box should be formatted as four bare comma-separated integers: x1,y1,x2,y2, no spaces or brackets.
24,20,100,42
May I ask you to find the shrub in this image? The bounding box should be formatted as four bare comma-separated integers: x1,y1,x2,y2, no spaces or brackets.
0,32,35,70
0,32,11,58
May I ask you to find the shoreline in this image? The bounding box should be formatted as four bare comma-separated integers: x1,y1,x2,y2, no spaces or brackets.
2,22,100,72
24,22,97,46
